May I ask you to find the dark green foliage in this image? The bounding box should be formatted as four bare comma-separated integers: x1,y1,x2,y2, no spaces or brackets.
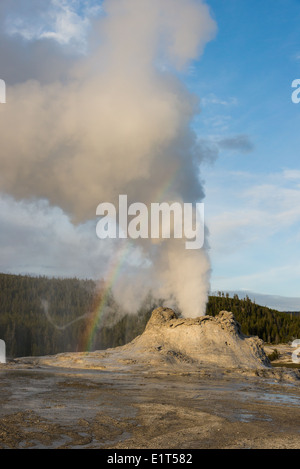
0,273,160,358
0,273,98,357
1,273,300,358
267,349,280,361
206,292,300,344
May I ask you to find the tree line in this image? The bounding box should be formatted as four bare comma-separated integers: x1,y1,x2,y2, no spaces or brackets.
0,273,300,358
206,292,300,344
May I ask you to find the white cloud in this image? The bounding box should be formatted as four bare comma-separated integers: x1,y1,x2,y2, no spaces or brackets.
0,194,115,279
201,93,238,107
5,0,102,52
204,168,300,296
201,114,232,133
212,263,300,298
207,171,300,249
283,169,300,181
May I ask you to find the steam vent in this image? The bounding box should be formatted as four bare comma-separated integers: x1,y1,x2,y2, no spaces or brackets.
33,307,271,371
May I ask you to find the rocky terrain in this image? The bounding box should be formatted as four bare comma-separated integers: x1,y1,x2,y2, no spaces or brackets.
0,308,299,449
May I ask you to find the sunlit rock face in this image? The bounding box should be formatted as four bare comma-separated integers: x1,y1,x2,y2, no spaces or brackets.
132,307,271,370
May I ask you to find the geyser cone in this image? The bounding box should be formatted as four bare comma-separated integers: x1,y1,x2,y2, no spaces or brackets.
33,307,271,372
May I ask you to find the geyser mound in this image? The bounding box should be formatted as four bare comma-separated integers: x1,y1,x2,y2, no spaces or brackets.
126,307,271,370
30,307,271,371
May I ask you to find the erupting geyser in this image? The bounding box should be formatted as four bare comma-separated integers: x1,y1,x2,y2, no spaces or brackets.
0,0,217,317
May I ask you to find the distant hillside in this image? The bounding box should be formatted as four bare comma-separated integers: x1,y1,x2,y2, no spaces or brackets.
206,292,300,344
214,290,300,313
0,273,300,358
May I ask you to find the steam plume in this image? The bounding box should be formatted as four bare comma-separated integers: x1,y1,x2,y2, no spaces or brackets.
0,0,216,317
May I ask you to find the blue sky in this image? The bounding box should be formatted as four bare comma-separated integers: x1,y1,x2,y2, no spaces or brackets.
1,0,300,309
187,0,300,298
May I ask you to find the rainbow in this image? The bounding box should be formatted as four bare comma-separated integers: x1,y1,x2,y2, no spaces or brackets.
81,238,131,352
82,164,181,352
